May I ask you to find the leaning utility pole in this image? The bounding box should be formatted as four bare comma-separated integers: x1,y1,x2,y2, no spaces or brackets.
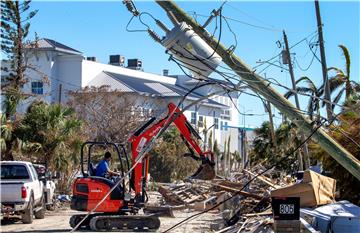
283,30,310,170
155,0,360,181
315,0,332,121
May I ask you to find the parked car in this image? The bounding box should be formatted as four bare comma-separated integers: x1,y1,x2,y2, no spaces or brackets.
33,164,58,211
0,161,46,223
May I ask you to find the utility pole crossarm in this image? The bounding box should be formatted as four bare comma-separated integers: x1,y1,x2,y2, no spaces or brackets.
155,0,360,181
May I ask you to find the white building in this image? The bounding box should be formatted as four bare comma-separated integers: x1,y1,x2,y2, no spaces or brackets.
1,38,243,153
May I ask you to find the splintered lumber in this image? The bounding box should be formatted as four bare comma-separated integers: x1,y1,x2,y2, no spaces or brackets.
243,210,272,217
216,180,244,189
243,169,281,189
158,185,184,205
212,183,263,200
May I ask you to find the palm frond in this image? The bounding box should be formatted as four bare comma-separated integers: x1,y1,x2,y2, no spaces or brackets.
332,88,345,111
284,90,295,99
328,67,345,76
296,76,318,92
339,44,351,79
328,75,346,93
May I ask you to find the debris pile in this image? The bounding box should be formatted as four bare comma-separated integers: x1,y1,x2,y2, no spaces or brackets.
151,165,279,232
153,166,356,232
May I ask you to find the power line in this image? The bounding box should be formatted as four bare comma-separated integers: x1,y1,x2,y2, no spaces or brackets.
169,41,348,114
168,47,346,135
224,2,281,31
252,30,318,71
163,112,339,232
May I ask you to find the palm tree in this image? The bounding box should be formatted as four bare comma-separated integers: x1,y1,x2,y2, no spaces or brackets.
251,121,273,163
284,76,322,122
321,45,360,110
14,102,82,169
1,113,15,160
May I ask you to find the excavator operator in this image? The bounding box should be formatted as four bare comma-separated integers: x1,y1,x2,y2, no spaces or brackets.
96,152,121,178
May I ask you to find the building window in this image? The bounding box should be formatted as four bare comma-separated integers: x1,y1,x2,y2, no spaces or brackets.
214,118,219,129
220,121,228,131
221,109,231,121
31,81,43,94
198,115,204,128
191,112,196,125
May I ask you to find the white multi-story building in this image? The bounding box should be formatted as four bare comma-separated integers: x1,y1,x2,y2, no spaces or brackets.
1,38,243,153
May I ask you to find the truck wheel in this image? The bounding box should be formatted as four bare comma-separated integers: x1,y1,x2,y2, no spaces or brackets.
46,197,56,211
34,197,46,219
22,196,34,224
46,204,55,211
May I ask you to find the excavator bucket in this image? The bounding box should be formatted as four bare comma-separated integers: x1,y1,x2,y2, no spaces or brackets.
190,163,216,180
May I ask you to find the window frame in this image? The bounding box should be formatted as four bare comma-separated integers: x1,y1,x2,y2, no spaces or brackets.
31,81,44,95
214,118,219,129
191,112,197,125
198,115,204,128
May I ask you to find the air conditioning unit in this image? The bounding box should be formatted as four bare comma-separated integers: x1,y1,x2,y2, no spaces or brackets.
86,57,97,62
109,55,125,66
163,69,169,76
127,59,142,70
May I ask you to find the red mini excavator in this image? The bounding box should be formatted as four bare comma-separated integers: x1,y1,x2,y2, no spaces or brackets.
70,103,215,231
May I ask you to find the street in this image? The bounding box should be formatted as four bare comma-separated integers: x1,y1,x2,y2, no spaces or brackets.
0,208,216,233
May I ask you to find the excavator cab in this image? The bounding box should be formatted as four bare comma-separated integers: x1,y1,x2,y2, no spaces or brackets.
71,142,129,213
70,142,160,231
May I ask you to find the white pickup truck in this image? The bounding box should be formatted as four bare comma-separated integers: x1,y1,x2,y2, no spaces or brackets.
0,161,46,223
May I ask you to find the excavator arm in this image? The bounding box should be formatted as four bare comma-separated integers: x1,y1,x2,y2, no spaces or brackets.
128,103,215,197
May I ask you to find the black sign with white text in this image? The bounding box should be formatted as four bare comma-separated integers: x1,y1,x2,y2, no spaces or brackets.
271,197,300,220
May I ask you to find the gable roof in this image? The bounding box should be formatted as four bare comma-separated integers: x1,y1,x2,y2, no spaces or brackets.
88,71,228,109
34,38,82,55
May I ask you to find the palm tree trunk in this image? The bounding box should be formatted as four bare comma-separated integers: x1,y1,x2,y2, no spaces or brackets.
345,79,352,99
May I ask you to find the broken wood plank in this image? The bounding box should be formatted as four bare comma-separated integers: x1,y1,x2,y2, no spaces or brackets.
212,184,263,200
243,210,272,217
158,186,184,205
243,169,281,188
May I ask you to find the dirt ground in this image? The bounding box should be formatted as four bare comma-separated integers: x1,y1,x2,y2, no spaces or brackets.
0,207,218,233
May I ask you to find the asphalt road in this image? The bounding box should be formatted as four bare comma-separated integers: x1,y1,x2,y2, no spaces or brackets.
0,208,216,233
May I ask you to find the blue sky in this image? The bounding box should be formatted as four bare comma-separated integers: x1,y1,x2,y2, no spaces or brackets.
28,0,359,127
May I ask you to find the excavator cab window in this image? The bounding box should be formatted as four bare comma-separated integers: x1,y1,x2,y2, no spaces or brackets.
80,142,130,182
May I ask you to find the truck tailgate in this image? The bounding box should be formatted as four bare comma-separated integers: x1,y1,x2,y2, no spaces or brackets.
0,183,23,203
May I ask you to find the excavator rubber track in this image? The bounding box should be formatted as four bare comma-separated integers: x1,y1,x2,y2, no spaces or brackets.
69,214,92,230
70,214,160,231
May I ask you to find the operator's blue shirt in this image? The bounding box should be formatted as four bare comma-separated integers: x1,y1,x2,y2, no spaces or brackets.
96,159,109,177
